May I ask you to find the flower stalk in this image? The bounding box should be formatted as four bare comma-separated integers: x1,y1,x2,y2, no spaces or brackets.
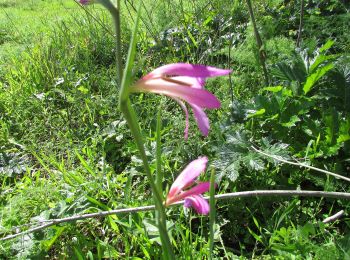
80,0,123,87
118,4,174,258
119,100,174,259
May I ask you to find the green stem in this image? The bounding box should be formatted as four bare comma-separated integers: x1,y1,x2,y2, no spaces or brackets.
156,108,163,194
245,0,269,86
117,2,173,257
296,0,305,48
208,168,216,259
100,0,123,87
155,108,163,236
120,99,175,259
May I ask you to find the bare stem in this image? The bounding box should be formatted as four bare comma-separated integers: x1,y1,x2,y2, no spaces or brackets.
296,0,305,48
251,145,350,182
245,0,269,85
2,190,350,241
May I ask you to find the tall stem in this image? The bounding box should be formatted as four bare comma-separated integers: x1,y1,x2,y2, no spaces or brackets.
100,0,123,87
114,0,122,86
117,2,174,257
296,0,305,48
156,108,163,194
119,99,175,259
245,0,269,86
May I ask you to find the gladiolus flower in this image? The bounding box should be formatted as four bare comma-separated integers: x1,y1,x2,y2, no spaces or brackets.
165,156,214,215
131,63,231,139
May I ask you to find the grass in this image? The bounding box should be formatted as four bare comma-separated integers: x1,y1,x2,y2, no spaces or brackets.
1,0,350,258
0,0,79,62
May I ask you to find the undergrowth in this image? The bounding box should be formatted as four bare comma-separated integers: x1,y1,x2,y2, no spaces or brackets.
1,0,350,258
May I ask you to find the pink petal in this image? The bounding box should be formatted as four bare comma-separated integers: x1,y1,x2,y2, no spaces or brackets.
167,157,208,199
146,63,231,78
134,78,220,108
171,76,204,89
173,98,189,140
184,195,210,215
176,182,210,201
190,104,210,136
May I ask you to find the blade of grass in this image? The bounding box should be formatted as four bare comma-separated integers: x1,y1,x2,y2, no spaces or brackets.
118,1,140,105
156,108,163,195
75,150,96,178
209,168,216,259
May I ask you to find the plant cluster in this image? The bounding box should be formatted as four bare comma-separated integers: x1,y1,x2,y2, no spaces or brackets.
0,0,349,258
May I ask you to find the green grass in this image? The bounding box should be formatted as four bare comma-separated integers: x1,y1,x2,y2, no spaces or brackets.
1,0,350,258
0,0,79,62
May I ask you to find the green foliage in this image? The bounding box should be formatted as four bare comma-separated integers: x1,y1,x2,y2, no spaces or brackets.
1,0,350,259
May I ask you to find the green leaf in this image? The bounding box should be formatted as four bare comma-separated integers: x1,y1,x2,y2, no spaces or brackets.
247,108,266,118
319,39,334,53
75,150,96,178
249,158,265,171
303,63,334,94
119,2,142,103
337,134,350,143
74,247,85,260
86,196,110,211
281,115,300,128
300,222,316,237
187,30,198,47
143,218,174,245
41,226,66,251
324,108,339,146
247,227,263,243
309,54,335,73
262,86,283,92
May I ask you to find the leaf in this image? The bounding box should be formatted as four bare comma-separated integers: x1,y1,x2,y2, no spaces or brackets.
86,196,110,211
271,60,307,84
319,39,334,53
247,227,263,243
247,108,266,118
0,152,29,177
187,30,198,47
249,158,265,171
281,115,300,128
75,150,96,178
224,163,240,182
309,54,335,73
263,86,283,92
143,218,174,245
119,2,142,102
303,63,334,94
73,247,85,260
41,226,66,251
337,134,350,143
323,108,340,146
337,117,350,143
299,222,316,237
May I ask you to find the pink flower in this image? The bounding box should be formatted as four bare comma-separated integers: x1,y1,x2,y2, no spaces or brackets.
165,156,214,215
131,63,231,139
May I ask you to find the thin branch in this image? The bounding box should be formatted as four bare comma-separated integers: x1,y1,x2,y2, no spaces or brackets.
245,0,269,85
323,210,344,223
2,190,350,241
296,0,305,48
251,145,350,183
